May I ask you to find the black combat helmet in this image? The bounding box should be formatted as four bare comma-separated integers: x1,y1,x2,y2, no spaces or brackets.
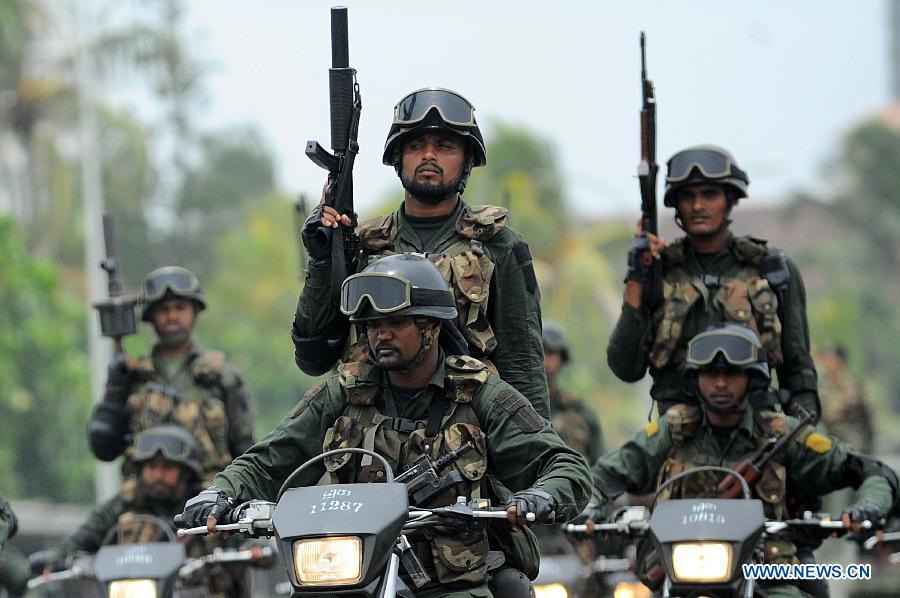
684,324,770,384
131,425,203,480
340,254,457,322
542,320,570,364
663,144,750,207
382,88,487,170
139,266,207,321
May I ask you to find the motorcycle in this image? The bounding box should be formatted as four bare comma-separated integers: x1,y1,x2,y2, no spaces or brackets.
565,466,872,598
176,447,536,597
27,514,275,598
534,505,650,598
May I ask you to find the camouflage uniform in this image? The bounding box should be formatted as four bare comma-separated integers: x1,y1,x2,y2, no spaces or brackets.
594,408,895,596
294,201,549,421
54,479,249,598
608,233,819,419
212,352,592,598
91,342,255,483
549,388,604,465
819,366,874,454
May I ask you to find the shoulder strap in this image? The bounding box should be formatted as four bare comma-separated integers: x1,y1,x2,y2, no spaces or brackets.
456,204,508,242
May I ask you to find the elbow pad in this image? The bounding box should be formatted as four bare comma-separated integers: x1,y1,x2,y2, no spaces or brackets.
87,401,129,461
291,321,347,376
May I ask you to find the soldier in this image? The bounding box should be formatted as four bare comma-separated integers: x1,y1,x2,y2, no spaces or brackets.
293,87,549,419
87,266,255,482
542,320,604,464
182,254,592,597
818,343,874,454
607,144,819,422
39,426,258,597
594,325,897,597
0,490,16,549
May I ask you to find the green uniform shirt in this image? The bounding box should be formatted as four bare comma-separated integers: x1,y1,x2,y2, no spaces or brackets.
294,199,550,419
213,355,591,519
607,234,819,419
594,408,893,515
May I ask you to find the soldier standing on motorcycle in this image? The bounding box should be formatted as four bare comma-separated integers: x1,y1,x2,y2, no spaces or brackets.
593,324,897,597
37,426,256,597
180,254,593,598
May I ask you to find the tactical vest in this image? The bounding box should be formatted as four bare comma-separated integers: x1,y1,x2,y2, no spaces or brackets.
124,350,233,481
650,236,784,370
321,355,492,586
355,204,508,357
657,411,797,565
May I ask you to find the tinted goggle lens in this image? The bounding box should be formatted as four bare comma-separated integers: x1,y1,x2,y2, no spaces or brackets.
667,149,732,182
144,271,197,301
340,274,412,316
688,333,758,367
134,433,189,462
394,89,476,128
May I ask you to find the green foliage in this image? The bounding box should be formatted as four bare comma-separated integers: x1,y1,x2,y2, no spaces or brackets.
0,216,93,501
199,193,314,434
466,121,568,258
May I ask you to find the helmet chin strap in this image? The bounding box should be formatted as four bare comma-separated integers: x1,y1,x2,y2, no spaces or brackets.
703,399,747,416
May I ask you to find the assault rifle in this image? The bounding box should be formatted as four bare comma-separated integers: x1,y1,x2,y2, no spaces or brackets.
717,409,815,499
637,32,663,310
395,441,475,506
92,214,137,354
305,6,362,303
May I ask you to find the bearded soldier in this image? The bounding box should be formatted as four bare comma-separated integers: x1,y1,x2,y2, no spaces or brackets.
87,266,254,481
595,325,897,597
293,88,549,419
182,254,592,597
608,145,819,422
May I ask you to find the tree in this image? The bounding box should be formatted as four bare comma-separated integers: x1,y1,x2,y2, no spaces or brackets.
0,216,93,501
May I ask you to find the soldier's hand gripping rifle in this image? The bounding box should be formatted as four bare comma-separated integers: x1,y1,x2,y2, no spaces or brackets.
92,214,137,355
637,32,663,310
305,6,362,304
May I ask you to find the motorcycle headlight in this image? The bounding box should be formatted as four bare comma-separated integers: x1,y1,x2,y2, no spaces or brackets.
293,536,362,586
108,579,157,598
613,580,653,598
671,541,732,582
533,583,569,598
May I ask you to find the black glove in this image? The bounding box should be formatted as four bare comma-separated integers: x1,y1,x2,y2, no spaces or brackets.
179,486,234,529
843,503,884,529
507,487,557,524
28,548,69,575
104,352,135,403
625,235,653,284
301,204,332,262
